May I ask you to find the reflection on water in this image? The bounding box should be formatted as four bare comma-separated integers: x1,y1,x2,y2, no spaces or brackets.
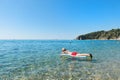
0,40,120,80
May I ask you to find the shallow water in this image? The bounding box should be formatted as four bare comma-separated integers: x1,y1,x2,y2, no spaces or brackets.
0,40,120,80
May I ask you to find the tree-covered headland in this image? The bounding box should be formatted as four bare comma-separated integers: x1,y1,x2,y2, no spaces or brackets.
76,29,120,40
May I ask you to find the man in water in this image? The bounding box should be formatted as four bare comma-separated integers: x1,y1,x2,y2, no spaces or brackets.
61,48,92,59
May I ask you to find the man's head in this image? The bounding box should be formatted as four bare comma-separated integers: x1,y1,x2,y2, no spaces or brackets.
62,48,67,52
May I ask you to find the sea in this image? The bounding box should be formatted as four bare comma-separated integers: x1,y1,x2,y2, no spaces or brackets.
0,40,120,80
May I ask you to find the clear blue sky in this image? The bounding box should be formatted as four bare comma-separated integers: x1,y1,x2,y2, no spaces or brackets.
0,0,120,39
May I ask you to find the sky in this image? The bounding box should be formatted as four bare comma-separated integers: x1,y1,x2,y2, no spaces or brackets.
0,0,120,39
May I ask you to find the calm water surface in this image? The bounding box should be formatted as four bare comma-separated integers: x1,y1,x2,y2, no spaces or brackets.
0,40,120,80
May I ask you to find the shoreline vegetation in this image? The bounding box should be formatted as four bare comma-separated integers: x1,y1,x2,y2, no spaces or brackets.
76,29,120,40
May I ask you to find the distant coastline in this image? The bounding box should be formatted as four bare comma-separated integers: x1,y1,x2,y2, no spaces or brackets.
76,29,120,40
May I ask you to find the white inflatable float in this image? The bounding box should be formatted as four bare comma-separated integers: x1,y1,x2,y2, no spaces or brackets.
60,54,92,61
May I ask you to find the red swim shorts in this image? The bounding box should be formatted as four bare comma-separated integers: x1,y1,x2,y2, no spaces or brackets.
71,52,77,56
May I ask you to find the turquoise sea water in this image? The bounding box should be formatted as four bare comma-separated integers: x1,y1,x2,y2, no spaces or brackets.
0,40,120,80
